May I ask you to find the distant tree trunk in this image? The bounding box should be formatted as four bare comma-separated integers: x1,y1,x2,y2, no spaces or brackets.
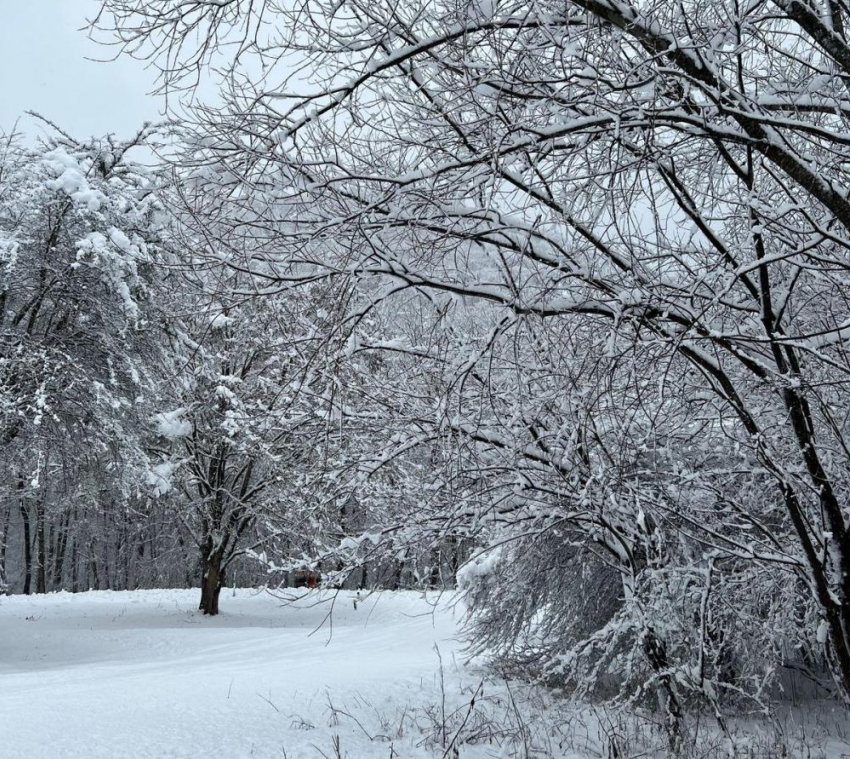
53,512,69,590
199,549,225,615
20,502,32,595
35,501,47,594
447,537,462,587
144,517,157,587
120,523,131,590
69,535,78,592
101,512,112,590
387,559,404,591
89,541,100,590
177,531,192,588
428,550,441,589
0,505,10,592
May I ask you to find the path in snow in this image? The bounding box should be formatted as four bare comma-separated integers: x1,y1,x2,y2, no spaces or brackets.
0,589,470,759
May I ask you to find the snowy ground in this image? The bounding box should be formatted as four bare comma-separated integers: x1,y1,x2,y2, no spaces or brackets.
2,589,849,759
0,588,474,759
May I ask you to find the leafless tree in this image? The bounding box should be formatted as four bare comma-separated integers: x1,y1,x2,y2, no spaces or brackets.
96,0,850,739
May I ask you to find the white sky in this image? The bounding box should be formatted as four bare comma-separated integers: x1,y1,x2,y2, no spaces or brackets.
0,1,163,140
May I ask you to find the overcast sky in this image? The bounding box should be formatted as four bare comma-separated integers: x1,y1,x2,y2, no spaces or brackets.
0,1,163,140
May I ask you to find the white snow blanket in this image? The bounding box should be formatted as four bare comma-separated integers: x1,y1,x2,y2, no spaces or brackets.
2,589,845,758
0,589,467,759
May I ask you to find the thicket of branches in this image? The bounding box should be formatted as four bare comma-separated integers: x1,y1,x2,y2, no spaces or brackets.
0,126,441,612
4,0,850,747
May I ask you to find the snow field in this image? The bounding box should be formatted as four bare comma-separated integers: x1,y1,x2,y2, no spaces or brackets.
0,589,474,759
2,589,848,758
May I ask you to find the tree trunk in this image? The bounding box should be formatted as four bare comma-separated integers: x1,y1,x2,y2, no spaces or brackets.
428,549,441,589
387,559,404,591
101,512,112,591
35,501,47,594
0,505,10,592
53,512,69,590
20,502,32,595
199,551,225,616
447,536,463,587
121,522,130,590
642,626,685,754
69,535,78,592
89,541,99,590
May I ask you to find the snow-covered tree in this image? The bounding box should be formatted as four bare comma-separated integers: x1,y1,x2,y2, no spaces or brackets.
0,124,168,594
97,0,850,736
148,271,338,614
